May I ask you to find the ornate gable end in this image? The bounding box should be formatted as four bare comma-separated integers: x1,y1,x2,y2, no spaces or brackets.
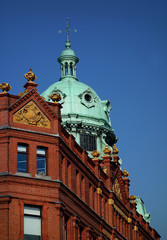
10,89,58,129
13,100,50,128
112,168,127,203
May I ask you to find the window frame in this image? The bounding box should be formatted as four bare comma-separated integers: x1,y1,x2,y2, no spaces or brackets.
37,146,47,175
24,205,42,240
17,143,28,173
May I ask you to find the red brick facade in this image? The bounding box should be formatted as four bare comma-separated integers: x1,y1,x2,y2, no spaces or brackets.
0,81,160,240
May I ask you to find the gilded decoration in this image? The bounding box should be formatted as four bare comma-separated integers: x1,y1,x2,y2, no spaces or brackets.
24,68,37,82
50,93,61,103
103,144,112,156
102,229,111,239
91,150,100,160
129,195,136,203
122,168,129,179
113,178,120,196
0,83,11,93
97,188,102,195
13,100,50,128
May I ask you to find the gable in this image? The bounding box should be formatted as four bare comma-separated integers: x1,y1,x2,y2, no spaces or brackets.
13,100,50,128
9,88,58,130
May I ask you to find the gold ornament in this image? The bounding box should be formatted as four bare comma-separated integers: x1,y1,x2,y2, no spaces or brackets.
13,100,50,128
113,178,120,196
18,89,28,97
112,144,119,155
129,195,136,203
122,168,129,179
0,83,11,93
24,68,37,82
103,144,112,156
91,150,100,160
50,93,61,103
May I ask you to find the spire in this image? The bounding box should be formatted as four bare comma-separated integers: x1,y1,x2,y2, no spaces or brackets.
58,18,79,81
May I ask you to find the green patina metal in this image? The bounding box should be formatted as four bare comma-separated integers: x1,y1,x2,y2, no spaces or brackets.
41,33,117,156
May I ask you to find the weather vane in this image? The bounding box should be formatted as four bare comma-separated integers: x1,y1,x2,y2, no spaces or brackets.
58,18,77,41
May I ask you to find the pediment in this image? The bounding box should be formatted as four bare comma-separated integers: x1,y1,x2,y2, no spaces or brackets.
10,88,58,129
10,88,57,119
13,100,50,128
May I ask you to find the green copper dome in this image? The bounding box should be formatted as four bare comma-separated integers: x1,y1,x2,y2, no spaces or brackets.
41,36,117,156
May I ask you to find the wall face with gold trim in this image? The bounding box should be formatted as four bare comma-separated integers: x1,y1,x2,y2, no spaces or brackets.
13,100,50,128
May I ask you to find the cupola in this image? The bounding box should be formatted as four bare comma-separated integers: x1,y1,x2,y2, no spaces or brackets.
57,19,79,81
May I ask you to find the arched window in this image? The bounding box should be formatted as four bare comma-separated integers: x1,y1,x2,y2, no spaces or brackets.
65,62,68,75
70,62,73,75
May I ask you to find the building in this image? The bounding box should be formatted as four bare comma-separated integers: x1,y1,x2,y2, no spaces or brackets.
0,22,160,240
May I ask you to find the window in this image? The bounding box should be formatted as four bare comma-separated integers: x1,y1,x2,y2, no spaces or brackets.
64,216,69,240
37,147,47,174
17,143,28,172
24,205,42,240
80,134,96,151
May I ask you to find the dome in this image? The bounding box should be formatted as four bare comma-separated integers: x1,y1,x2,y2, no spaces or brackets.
60,48,76,57
41,37,117,157
58,40,79,64
42,78,111,128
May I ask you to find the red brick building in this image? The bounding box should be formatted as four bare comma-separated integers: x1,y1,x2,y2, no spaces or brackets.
0,69,161,240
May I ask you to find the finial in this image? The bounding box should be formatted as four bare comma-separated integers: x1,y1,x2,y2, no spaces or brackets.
91,150,100,160
103,145,112,156
122,168,129,179
112,144,119,155
0,83,11,93
58,18,77,49
129,195,136,203
24,68,37,82
50,93,61,103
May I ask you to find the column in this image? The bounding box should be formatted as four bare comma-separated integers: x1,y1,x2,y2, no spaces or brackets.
72,216,80,240
55,202,65,240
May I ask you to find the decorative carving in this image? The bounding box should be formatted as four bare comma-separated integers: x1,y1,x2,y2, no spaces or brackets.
24,68,37,82
91,150,100,160
97,188,102,195
103,166,107,174
102,229,111,239
129,195,136,203
112,144,119,156
113,178,120,196
103,144,112,156
18,89,28,97
78,88,98,109
122,168,129,179
50,93,61,103
13,100,50,128
134,226,138,231
108,199,114,205
0,83,11,93
49,88,66,104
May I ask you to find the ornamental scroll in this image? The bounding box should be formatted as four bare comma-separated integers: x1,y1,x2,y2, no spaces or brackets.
13,100,50,128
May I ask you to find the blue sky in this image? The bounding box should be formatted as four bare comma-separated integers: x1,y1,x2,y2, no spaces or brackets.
0,0,167,239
